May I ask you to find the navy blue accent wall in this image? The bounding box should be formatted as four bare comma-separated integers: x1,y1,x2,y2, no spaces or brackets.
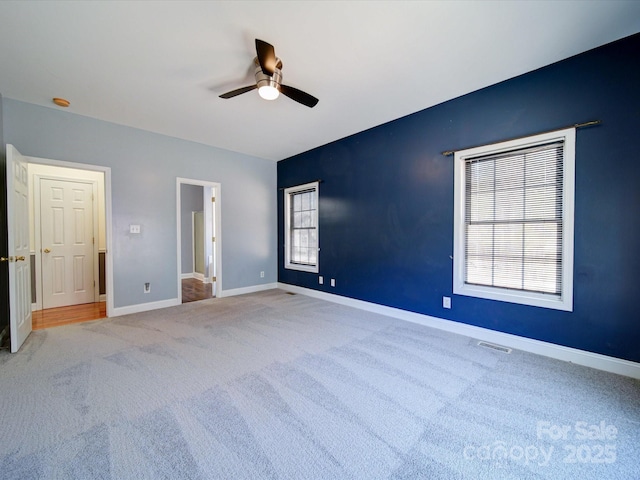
278,33,640,363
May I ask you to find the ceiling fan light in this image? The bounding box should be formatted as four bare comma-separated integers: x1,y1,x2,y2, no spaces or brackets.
258,85,280,100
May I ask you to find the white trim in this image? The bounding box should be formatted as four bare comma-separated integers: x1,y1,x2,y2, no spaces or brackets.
181,273,194,280
453,128,575,311
220,282,278,298
192,211,196,276
25,156,113,318
193,272,205,282
176,178,222,303
110,298,180,317
190,210,212,283
99,294,106,302
114,282,274,312
284,181,319,273
277,283,640,379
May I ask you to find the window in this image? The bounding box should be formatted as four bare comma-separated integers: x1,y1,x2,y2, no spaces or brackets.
453,128,575,311
284,182,319,272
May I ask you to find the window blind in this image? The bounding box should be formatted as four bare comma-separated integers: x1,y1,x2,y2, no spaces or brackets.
464,141,564,295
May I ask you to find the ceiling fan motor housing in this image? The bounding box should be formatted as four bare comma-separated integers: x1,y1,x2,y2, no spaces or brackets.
254,57,282,91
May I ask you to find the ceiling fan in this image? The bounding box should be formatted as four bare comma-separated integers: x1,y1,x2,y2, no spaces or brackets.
219,39,319,108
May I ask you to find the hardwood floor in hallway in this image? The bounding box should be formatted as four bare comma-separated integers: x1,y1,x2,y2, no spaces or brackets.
182,278,213,303
32,302,107,330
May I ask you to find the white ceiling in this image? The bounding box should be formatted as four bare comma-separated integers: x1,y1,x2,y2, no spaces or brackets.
1,1,639,161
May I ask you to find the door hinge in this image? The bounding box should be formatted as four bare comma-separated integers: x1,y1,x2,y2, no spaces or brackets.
211,197,215,203
212,236,215,242
211,276,217,282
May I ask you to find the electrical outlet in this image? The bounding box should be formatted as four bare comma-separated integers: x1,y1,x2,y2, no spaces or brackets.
443,296,451,309
130,224,141,234
319,276,324,285
330,278,336,287
260,271,265,278
144,282,151,293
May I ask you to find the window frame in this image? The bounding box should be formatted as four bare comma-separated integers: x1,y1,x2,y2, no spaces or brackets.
453,128,575,311
284,181,319,273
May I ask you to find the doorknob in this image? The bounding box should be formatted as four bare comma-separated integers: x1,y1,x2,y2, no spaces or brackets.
43,248,51,253
0,256,13,262
16,256,26,262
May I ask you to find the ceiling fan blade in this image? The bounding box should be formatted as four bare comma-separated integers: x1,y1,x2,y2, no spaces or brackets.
280,84,319,108
219,85,257,99
255,39,278,75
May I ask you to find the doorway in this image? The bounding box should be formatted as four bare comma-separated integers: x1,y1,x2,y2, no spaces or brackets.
28,158,112,320
176,178,221,303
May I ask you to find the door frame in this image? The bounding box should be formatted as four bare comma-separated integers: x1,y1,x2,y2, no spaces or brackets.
27,155,114,317
33,174,100,311
176,177,221,301
191,210,206,282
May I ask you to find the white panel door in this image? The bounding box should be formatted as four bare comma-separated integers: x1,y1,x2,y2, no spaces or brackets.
6,145,32,353
40,178,95,309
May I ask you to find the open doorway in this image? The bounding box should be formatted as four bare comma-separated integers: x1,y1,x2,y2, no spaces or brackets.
26,157,112,327
176,178,221,303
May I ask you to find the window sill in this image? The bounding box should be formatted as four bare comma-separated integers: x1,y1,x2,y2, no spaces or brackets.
454,282,573,312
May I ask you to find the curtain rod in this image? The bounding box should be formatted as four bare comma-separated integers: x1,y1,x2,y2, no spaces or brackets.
278,179,323,190
441,120,601,157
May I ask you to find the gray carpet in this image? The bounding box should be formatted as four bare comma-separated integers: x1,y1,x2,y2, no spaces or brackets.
0,289,638,479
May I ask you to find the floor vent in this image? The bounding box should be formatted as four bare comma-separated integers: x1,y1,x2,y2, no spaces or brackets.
477,341,512,354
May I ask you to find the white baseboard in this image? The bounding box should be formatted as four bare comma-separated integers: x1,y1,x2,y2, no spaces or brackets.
277,283,640,380
220,283,278,298
99,294,106,302
110,298,180,317
182,272,211,283
107,283,274,316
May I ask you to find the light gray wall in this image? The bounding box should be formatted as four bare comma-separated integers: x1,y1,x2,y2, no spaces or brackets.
180,184,203,274
2,98,277,308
